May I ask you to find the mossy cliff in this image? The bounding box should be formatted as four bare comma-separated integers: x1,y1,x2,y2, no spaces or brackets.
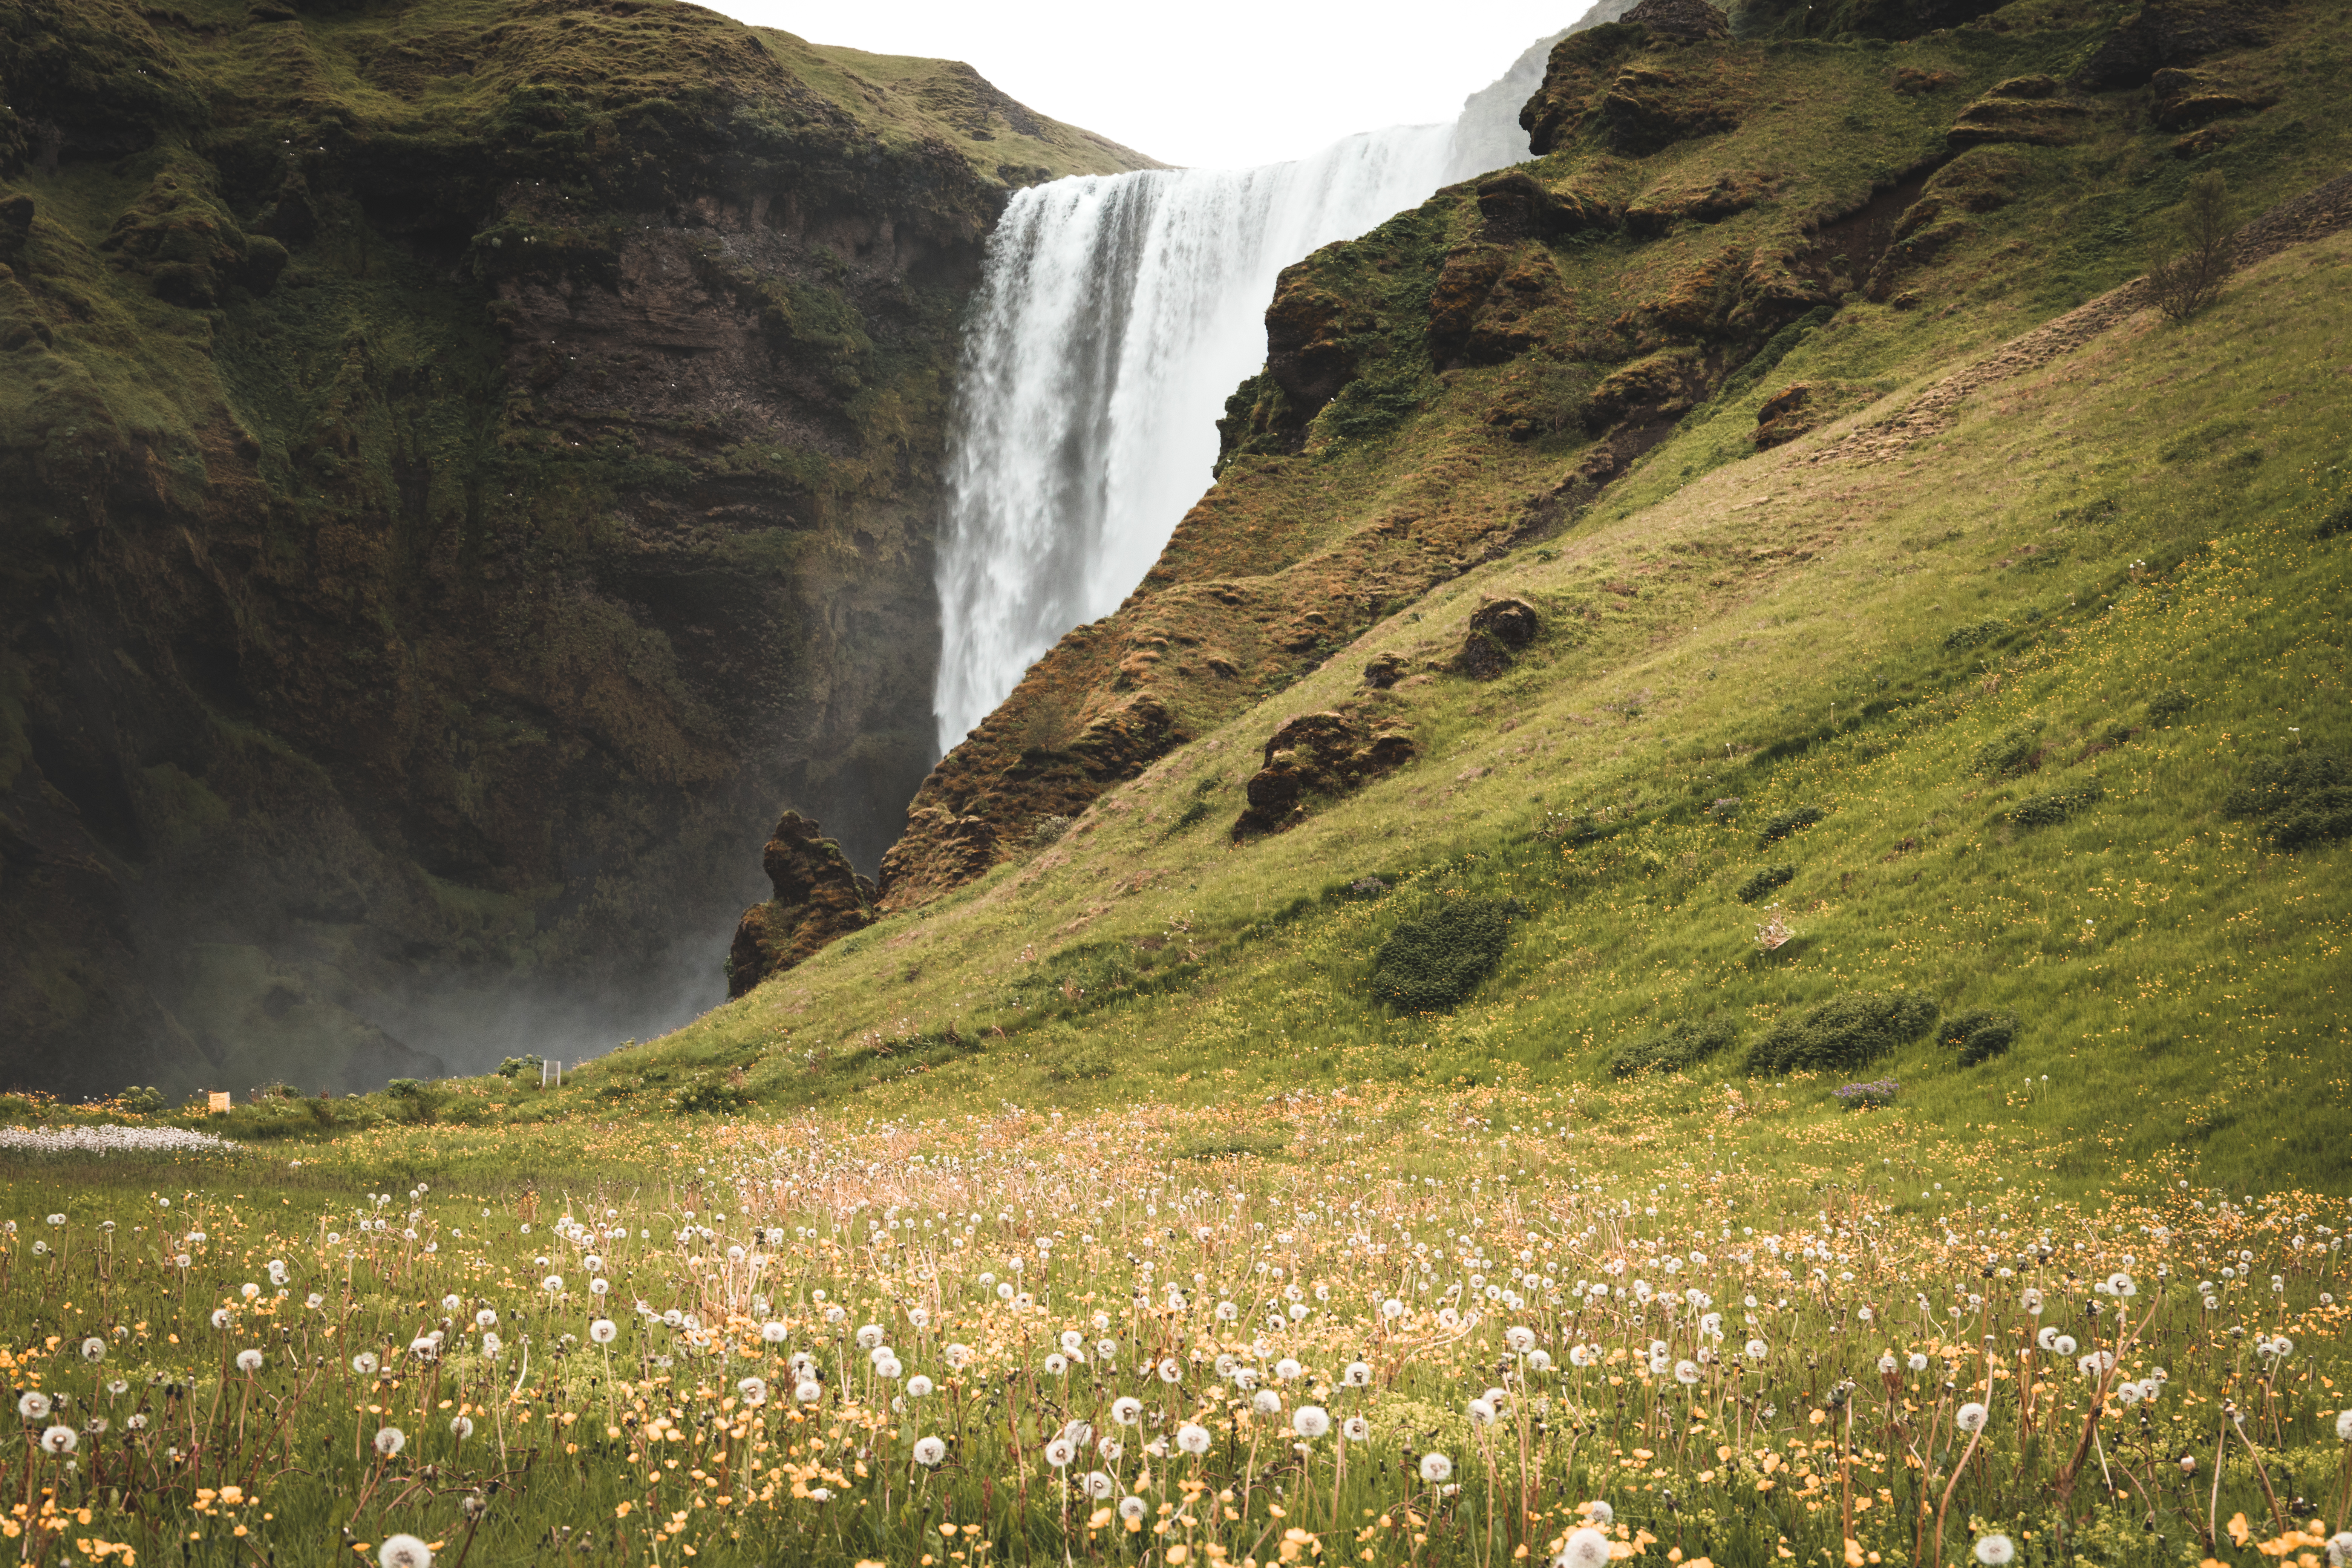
0,0,1153,1097
875,0,2345,912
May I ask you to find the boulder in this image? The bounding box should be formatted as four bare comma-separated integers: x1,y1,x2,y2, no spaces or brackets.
1232,711,1416,838
1454,598,1542,680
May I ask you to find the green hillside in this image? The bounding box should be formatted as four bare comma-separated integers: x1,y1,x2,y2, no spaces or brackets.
571,214,2351,1195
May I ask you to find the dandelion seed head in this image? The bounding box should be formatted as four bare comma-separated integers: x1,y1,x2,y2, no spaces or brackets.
1558,1527,1613,1568
379,1533,433,1568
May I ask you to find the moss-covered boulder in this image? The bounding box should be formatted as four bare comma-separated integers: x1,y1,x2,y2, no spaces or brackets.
1231,710,1415,839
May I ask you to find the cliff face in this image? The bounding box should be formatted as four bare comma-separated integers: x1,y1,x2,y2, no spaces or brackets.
0,0,1153,1097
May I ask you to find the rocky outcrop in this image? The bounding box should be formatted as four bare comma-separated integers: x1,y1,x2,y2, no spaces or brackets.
1620,0,1731,41
1626,169,1782,234
1231,712,1415,839
1587,349,1710,427
1753,384,1816,447
1602,65,1743,156
1475,171,1617,243
727,813,876,997
877,692,1184,910
1521,18,1742,158
1427,246,1512,363
1264,280,1360,418
1454,599,1543,680
2149,69,2272,128
1948,77,2095,147
0,0,1152,1095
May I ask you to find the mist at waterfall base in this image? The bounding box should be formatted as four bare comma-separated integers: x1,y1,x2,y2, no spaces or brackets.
931,14,1616,755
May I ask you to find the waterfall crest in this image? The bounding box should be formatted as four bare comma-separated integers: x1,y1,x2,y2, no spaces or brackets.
931,14,1634,756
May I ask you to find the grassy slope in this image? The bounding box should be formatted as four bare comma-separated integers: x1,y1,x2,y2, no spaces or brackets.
276,219,2352,1196
874,0,2350,908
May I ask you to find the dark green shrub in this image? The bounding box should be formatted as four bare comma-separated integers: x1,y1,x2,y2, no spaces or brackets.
1972,726,2040,776
117,1086,165,1115
2317,504,2350,542
2223,750,2351,850
496,1055,544,1081
1039,1038,1115,1082
1611,1018,1740,1079
1369,896,1517,1012
1940,1008,2019,1066
1943,620,2005,651
1747,991,1937,1075
1757,805,1823,846
672,1073,752,1115
1735,864,1795,904
383,1078,439,1123
2010,782,2101,827
2145,690,2194,722
250,1080,300,1100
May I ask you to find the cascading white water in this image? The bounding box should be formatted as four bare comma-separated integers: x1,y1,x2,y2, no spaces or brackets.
931,12,1630,756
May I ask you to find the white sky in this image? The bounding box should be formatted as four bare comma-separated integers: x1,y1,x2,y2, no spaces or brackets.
708,0,1597,170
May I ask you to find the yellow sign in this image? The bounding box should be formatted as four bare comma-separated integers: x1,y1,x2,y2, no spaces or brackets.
207,1092,231,1114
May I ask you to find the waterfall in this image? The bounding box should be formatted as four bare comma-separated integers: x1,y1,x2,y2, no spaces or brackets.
931,14,1634,756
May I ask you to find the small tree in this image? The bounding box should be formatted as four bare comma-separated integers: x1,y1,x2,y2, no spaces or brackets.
2147,172,2233,323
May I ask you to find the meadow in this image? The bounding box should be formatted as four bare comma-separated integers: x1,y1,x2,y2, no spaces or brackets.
2,1078,2348,1568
